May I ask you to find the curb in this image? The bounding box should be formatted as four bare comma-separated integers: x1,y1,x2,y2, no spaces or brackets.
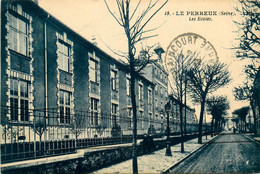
162,135,219,174
242,134,260,144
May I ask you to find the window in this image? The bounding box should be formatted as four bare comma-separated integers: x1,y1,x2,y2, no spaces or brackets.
89,59,98,83
59,90,71,124
126,78,130,96
149,113,152,122
154,68,158,76
112,104,118,126
139,111,143,128
10,79,29,121
111,70,117,91
155,84,158,93
138,84,143,101
155,99,158,108
58,41,71,72
9,12,28,55
148,89,152,104
128,108,132,128
90,98,99,126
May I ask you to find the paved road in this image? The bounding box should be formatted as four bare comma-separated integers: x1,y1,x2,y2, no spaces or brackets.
169,133,260,173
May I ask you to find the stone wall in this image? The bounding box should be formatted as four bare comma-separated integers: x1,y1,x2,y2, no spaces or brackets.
2,134,198,174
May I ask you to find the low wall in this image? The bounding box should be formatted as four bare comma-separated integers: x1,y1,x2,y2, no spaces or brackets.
2,134,199,174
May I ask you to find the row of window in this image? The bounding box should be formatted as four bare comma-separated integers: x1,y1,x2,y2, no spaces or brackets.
7,9,161,127
154,67,167,83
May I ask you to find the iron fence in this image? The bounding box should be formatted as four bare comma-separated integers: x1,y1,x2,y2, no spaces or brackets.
1,106,205,163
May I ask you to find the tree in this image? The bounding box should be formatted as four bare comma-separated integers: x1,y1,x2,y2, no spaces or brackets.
233,62,259,135
104,1,168,173
70,112,88,148
232,106,250,132
206,96,230,136
233,82,257,133
234,0,260,60
186,61,231,143
168,52,195,152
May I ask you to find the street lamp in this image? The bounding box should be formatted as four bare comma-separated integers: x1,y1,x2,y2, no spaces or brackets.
165,101,172,156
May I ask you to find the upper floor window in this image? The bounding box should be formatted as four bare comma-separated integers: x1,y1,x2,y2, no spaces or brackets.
126,78,131,96
89,59,98,83
9,12,28,56
111,70,117,91
10,79,29,121
58,41,71,72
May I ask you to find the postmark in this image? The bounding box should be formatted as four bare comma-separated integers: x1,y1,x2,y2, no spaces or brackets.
164,32,219,73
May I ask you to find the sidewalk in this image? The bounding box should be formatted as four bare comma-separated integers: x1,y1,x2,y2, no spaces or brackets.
93,135,216,174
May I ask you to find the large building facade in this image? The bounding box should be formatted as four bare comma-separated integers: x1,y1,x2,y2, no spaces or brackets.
0,0,159,141
1,1,198,144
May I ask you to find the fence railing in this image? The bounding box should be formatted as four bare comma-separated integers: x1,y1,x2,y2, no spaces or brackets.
1,106,205,163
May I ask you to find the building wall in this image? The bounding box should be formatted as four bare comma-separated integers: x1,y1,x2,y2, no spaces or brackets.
1,1,159,140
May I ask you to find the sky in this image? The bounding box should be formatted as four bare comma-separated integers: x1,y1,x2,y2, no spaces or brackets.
39,0,252,122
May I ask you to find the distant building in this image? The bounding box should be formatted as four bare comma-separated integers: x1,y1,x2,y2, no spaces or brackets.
142,45,169,134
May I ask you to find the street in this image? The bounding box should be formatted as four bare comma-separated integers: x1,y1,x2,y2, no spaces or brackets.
169,133,260,173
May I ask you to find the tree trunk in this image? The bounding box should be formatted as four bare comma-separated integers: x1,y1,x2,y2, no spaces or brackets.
210,117,214,137
250,100,257,136
198,98,205,144
130,59,138,174
179,73,184,152
179,100,184,152
214,120,218,135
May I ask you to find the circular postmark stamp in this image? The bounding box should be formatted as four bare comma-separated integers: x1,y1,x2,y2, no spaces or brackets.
164,32,218,73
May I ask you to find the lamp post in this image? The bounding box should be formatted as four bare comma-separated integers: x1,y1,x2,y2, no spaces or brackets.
165,101,172,156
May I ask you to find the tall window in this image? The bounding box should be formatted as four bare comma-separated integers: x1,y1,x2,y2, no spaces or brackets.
58,41,70,72
59,90,71,124
112,104,118,126
10,79,29,121
111,70,117,91
90,98,99,126
126,78,130,96
9,13,28,56
138,84,143,101
148,89,152,104
89,59,98,83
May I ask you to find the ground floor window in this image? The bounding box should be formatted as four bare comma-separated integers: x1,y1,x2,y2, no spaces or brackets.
10,79,29,121
59,90,71,124
91,98,99,126
112,103,118,126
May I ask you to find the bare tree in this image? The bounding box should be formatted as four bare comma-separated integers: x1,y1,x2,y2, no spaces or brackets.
168,52,196,152
104,1,168,173
186,61,231,144
206,96,230,137
233,82,257,134
234,0,260,60
70,112,87,148
233,62,259,135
